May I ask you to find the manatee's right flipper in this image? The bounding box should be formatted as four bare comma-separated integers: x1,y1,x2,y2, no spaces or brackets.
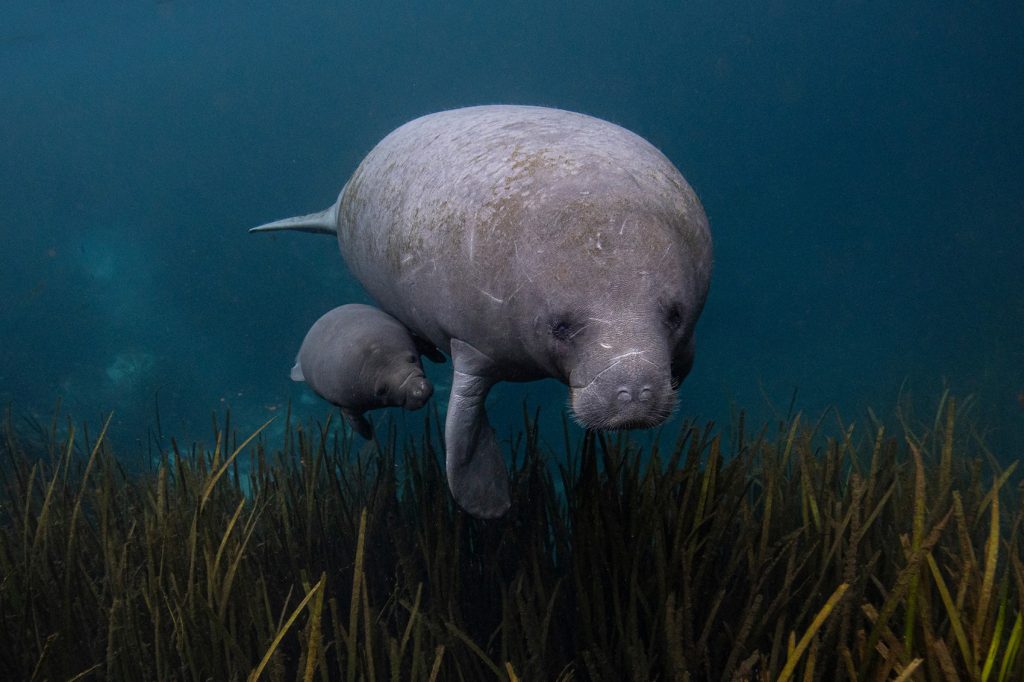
341,408,374,440
444,339,510,518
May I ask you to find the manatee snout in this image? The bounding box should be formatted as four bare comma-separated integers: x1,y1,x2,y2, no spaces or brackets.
398,372,433,410
569,351,676,430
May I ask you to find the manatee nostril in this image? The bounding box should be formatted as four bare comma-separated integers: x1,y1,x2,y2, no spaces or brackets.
615,386,653,404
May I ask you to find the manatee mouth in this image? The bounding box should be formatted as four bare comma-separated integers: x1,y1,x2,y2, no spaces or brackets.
397,372,432,410
568,382,676,431
571,404,676,431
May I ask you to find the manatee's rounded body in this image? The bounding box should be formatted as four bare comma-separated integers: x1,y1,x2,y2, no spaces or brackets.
254,105,712,517
336,106,711,383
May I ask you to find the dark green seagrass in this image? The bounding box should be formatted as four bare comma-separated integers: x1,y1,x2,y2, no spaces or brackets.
0,395,1021,681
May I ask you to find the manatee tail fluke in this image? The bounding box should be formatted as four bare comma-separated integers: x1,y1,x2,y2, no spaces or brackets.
249,200,339,236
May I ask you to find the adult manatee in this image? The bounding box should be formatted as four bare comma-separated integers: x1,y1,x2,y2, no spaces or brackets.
252,105,712,518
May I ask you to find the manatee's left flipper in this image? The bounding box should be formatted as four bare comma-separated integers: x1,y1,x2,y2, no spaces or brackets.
444,339,510,518
413,334,447,364
341,408,375,440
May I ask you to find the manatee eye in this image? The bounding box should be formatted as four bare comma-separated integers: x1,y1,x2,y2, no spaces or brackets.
375,384,388,397
550,320,574,343
405,353,416,364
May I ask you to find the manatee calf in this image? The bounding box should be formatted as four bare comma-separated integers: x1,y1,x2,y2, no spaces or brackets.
253,105,713,518
291,304,440,439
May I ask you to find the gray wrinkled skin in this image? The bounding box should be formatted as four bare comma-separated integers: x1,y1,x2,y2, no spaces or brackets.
253,106,712,518
291,304,433,440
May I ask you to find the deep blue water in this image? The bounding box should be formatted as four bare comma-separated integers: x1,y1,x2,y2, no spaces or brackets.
1,1,1021,459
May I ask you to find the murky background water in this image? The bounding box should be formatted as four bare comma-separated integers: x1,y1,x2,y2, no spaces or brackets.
2,1,1021,458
